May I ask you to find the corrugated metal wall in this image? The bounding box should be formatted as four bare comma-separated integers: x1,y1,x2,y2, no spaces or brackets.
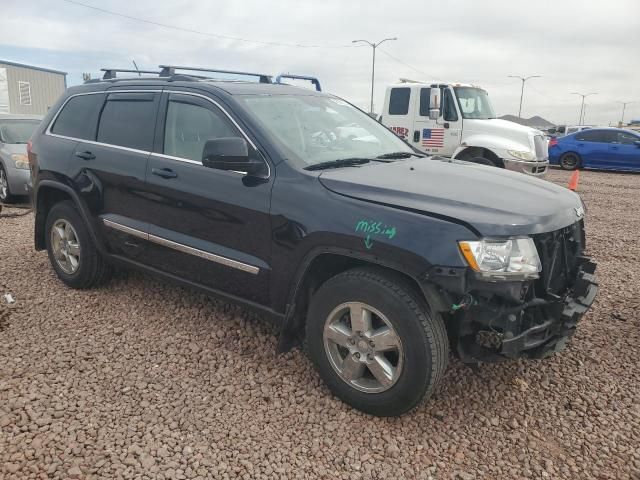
0,63,66,115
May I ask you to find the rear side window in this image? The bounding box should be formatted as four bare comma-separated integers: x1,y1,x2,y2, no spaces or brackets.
51,94,105,140
575,130,610,143
388,88,410,115
163,97,237,161
97,93,158,151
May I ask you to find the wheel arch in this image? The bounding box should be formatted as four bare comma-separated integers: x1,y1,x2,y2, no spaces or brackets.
277,249,437,352
453,146,505,168
34,181,104,253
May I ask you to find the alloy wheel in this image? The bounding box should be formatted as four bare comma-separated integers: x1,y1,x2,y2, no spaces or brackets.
561,154,578,170
50,219,81,274
323,302,404,393
0,167,8,201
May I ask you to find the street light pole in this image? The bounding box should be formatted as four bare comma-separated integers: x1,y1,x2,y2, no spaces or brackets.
352,37,398,114
616,101,634,125
507,75,541,118
571,92,597,125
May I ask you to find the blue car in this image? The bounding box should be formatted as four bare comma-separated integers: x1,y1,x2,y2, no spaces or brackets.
548,128,640,172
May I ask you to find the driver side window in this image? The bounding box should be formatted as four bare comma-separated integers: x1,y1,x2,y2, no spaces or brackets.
163,97,237,161
442,89,458,122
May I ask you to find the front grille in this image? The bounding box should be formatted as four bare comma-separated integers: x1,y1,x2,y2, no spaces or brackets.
533,135,548,160
533,221,585,296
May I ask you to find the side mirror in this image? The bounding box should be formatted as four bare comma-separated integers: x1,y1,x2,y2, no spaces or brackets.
429,86,441,120
202,137,264,175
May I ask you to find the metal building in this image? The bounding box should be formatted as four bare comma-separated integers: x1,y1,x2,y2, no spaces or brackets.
0,60,67,115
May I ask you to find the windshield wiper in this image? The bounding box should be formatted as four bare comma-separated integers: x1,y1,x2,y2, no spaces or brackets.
304,157,371,171
376,151,425,159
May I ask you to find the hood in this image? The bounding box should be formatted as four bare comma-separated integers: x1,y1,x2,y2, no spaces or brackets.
318,158,583,237
465,118,542,137
1,143,28,154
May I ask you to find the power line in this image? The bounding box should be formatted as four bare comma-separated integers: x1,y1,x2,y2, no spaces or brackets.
377,48,429,77
60,0,356,49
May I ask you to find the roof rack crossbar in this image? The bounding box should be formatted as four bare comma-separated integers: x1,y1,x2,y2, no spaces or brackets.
101,68,161,80
158,65,273,83
275,73,322,91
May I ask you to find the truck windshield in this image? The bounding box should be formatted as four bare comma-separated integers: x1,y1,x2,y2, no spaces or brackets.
0,120,40,144
454,87,496,120
238,95,414,168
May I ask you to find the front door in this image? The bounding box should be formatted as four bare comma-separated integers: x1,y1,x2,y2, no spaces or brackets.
574,130,611,168
609,130,640,171
412,86,462,157
140,91,272,305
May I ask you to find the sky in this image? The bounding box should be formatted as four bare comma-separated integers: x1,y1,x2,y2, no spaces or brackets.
1,0,638,126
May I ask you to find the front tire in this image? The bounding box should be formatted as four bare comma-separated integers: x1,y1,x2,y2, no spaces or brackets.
560,152,580,170
468,156,497,167
0,164,14,203
45,200,112,289
306,267,449,416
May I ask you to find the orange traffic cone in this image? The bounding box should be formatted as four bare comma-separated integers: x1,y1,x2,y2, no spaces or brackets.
568,170,580,191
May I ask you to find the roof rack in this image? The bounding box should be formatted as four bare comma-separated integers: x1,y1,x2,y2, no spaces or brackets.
158,65,273,83
101,68,161,80
275,73,322,91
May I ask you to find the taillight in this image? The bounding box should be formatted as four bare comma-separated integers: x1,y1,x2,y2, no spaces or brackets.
549,137,558,147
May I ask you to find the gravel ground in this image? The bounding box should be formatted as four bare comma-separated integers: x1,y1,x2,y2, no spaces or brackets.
1,169,639,480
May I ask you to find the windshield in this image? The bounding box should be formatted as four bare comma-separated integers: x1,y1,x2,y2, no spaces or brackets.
0,120,40,144
238,95,414,167
454,87,496,120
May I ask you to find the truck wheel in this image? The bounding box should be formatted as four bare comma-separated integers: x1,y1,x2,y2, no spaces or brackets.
305,267,449,416
468,156,497,167
560,152,580,170
45,200,112,289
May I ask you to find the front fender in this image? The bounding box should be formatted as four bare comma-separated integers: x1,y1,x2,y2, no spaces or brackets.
453,134,531,160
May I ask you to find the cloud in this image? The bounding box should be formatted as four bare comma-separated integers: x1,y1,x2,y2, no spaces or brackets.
1,0,638,124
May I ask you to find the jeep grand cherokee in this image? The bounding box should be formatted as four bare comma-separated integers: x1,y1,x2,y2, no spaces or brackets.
28,66,598,416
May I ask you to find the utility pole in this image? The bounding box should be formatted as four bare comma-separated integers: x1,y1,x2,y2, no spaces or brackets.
352,37,398,114
616,101,634,125
571,92,597,125
508,75,541,118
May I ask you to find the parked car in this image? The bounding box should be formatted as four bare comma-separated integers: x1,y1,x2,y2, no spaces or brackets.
0,114,42,202
29,66,598,416
549,128,640,171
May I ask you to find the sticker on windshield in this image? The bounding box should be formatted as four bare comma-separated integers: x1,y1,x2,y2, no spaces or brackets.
355,220,397,249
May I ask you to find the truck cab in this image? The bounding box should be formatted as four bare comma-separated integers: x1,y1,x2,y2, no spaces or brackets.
381,80,549,176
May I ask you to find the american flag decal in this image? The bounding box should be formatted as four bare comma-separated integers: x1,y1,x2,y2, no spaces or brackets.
422,128,444,148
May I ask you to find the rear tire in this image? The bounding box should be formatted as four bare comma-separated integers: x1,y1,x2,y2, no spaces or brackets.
45,200,112,289
560,152,580,170
306,267,449,416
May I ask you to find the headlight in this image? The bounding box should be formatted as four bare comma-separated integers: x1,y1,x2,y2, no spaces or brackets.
507,150,536,161
458,237,541,279
11,154,29,170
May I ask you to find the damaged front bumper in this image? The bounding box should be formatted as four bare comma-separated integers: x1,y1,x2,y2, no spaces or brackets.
499,261,598,359
424,256,598,363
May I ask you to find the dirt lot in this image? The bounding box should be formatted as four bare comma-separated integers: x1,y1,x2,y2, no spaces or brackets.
1,169,639,479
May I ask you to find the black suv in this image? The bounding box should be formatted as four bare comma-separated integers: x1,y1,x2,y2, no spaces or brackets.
29,66,598,416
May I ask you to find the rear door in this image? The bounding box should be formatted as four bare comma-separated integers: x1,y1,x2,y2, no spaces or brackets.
139,91,272,305
381,86,414,143
573,130,612,168
413,86,461,156
610,130,640,171
79,90,160,258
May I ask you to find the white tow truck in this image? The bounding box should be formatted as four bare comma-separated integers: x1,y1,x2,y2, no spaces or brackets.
380,79,549,176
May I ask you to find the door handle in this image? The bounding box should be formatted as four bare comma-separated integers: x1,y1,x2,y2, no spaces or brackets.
611,146,619,150
75,151,95,160
443,122,450,129
413,130,420,142
151,167,178,179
